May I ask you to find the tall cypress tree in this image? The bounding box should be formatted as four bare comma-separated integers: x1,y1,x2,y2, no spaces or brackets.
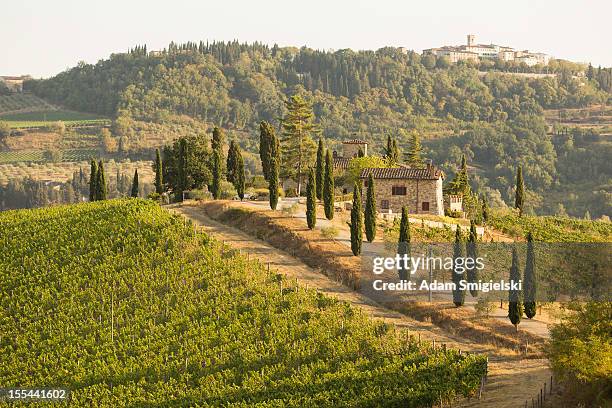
397,206,411,280
364,173,376,242
226,140,238,184
515,165,525,216
452,226,465,307
323,149,334,220
349,182,363,256
508,247,523,331
89,159,98,202
131,169,139,198
466,220,479,297
315,138,324,200
96,160,107,200
259,121,272,181
269,157,279,210
211,149,222,200
523,232,537,318
481,195,489,224
235,146,245,200
385,134,393,160
154,148,163,194
306,168,316,229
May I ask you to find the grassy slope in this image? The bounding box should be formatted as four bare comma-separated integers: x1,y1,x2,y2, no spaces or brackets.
0,200,485,407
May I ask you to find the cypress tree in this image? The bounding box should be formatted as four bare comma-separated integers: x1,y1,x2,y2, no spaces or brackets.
482,195,489,224
269,157,279,210
349,182,363,256
306,168,316,229
89,159,98,202
397,206,411,280
315,138,324,200
259,121,272,180
391,139,400,164
154,148,163,194
385,134,393,160
177,138,187,200
211,149,222,199
131,169,139,198
466,220,479,297
96,160,107,200
523,232,537,318
357,146,365,157
323,150,334,220
508,247,523,331
515,165,525,216
234,144,245,200
452,226,465,307
226,140,238,184
211,126,225,152
364,173,376,242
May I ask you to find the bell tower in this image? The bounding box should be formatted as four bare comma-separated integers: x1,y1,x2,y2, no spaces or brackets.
467,34,475,47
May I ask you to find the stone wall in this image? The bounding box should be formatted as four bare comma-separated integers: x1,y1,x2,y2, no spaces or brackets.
362,177,443,216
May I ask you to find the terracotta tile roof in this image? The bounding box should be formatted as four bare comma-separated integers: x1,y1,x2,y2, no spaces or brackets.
360,166,444,180
333,157,351,169
342,139,367,144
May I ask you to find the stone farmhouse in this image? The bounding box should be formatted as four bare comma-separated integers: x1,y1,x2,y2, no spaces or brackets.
360,164,445,216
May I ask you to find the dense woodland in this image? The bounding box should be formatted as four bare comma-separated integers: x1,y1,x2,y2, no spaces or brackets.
25,41,612,217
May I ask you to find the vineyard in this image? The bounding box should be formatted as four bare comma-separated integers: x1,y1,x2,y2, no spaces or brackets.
0,149,98,164
0,94,56,114
488,210,612,242
0,200,486,406
0,105,109,129
0,160,155,185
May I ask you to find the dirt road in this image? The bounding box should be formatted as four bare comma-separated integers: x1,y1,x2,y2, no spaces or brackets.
172,204,552,408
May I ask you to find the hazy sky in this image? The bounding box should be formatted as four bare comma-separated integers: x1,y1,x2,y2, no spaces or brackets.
3,0,611,78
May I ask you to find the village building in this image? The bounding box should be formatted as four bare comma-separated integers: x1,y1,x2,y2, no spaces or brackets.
423,34,551,66
360,163,445,216
333,139,368,171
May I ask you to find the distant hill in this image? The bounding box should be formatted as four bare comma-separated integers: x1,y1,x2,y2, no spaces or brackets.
21,41,612,217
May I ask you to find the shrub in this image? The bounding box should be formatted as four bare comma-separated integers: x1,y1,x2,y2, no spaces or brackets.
321,226,339,239
220,181,237,199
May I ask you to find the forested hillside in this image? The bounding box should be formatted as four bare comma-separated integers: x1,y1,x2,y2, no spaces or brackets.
0,200,486,406
25,41,612,217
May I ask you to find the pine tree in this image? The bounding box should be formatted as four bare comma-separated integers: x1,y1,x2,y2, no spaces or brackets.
406,132,423,167
452,226,465,307
154,148,163,194
315,138,324,200
131,169,139,198
349,182,363,256
323,150,334,220
523,232,537,318
211,149,222,199
268,157,279,210
89,159,98,202
306,168,316,229
508,247,523,331
281,95,318,195
397,206,411,280
364,173,376,242
515,165,525,216
96,160,107,200
466,220,479,297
